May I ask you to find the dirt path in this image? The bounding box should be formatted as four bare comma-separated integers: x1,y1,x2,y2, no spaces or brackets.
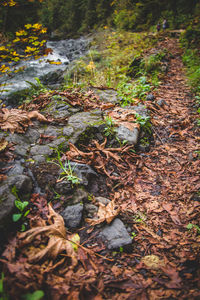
129,36,200,299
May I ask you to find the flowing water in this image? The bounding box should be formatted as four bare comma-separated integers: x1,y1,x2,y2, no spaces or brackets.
0,36,90,98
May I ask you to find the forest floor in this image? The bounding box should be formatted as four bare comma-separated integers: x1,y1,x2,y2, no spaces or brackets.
1,35,200,299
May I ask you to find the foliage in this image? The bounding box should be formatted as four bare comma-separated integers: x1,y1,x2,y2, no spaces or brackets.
51,150,81,186
22,290,44,300
187,223,200,234
135,113,151,135
117,76,151,106
11,186,30,231
103,115,116,137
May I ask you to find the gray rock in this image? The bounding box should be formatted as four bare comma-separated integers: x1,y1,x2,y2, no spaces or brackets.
32,155,46,163
100,218,132,250
96,196,110,205
7,163,24,175
146,94,155,101
116,125,139,145
62,126,74,137
30,145,53,156
0,184,16,227
44,126,62,137
55,180,73,195
84,203,98,218
48,137,67,149
14,144,29,157
71,188,88,205
134,104,149,119
6,133,30,145
156,99,167,107
92,88,119,104
8,175,32,196
68,110,103,133
44,99,71,119
61,203,83,228
24,128,41,143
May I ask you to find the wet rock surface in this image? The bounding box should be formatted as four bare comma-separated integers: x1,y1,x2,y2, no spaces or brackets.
100,218,132,250
61,203,83,229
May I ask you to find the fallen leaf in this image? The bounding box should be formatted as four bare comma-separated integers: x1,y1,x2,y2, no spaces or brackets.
86,200,120,225
20,205,78,268
142,255,165,270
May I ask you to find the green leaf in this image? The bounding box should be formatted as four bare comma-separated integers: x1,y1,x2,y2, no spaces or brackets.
24,209,30,217
70,233,80,251
0,273,4,293
186,223,193,230
22,290,44,300
12,213,22,222
15,200,29,212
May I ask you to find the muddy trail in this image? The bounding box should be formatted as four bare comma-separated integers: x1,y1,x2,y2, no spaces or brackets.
0,35,200,299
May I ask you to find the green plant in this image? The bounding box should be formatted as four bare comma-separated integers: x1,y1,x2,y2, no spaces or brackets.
135,113,151,134
0,272,8,300
11,186,29,230
131,232,137,239
22,290,44,300
26,77,49,96
187,223,200,234
104,116,116,137
51,150,81,186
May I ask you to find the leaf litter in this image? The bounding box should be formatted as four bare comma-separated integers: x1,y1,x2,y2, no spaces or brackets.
0,36,200,299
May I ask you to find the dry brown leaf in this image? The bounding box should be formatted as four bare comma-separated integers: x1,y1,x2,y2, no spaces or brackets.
142,255,165,270
0,108,48,134
86,200,120,225
20,205,79,268
0,138,8,151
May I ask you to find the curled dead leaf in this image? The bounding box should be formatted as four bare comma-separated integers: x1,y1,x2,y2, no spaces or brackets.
19,205,79,268
0,108,48,134
86,200,120,225
142,255,165,270
0,138,8,152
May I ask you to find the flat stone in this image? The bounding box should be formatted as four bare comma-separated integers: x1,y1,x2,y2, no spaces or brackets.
14,144,29,157
61,203,83,228
64,162,97,186
92,88,119,104
7,163,24,175
116,125,139,145
44,126,62,137
100,218,132,250
32,155,46,163
30,145,53,156
62,126,74,137
96,196,110,205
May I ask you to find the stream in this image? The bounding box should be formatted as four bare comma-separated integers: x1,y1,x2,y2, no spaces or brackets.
0,36,91,100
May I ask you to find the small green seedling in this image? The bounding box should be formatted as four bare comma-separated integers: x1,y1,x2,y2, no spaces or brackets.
131,232,137,239
22,290,44,300
104,116,116,137
187,223,200,234
11,186,30,230
51,150,81,186
0,272,8,300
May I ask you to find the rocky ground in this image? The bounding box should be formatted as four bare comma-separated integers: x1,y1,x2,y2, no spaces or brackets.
0,35,199,299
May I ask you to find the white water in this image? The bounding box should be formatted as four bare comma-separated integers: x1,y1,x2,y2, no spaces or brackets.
0,36,90,97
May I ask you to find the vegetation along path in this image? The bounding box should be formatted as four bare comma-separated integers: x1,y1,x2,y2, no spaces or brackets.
0,35,200,299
